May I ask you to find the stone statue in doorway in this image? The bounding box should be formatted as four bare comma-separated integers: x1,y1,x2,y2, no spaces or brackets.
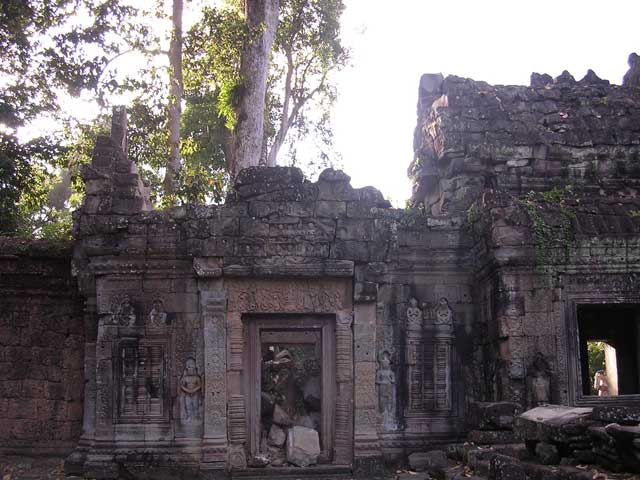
179,357,202,421
376,350,397,430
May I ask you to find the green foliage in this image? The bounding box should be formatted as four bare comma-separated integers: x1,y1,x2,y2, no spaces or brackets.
520,185,576,264
2,0,348,237
268,0,348,166
184,5,247,131
587,341,606,395
0,0,154,238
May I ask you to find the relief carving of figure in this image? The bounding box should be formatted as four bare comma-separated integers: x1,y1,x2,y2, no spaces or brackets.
406,297,423,330
148,299,167,328
114,295,136,326
434,297,453,326
527,352,551,406
179,357,202,421
376,350,397,430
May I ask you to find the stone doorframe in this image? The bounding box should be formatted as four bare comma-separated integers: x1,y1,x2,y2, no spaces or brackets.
223,277,356,469
245,315,336,458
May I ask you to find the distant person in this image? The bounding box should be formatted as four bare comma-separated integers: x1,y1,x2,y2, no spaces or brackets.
593,370,609,396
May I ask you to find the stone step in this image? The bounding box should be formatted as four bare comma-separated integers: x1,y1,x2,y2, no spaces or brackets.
231,465,353,480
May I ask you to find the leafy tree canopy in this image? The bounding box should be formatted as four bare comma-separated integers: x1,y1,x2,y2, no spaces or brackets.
0,0,348,237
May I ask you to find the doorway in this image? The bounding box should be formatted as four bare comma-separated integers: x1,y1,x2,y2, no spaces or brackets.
246,316,336,465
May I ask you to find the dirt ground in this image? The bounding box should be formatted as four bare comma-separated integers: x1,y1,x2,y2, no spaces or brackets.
1,456,68,480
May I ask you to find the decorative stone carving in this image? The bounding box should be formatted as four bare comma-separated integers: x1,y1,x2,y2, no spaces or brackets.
336,312,354,383
406,297,423,331
228,395,247,444
108,294,136,326
117,340,167,421
376,350,397,431
405,295,455,415
406,297,424,413
226,279,346,313
179,357,202,421
147,299,167,328
434,297,453,327
228,444,247,470
527,352,551,407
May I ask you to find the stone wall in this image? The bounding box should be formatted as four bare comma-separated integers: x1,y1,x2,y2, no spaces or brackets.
411,70,640,214
411,65,640,409
0,238,84,455
64,111,482,477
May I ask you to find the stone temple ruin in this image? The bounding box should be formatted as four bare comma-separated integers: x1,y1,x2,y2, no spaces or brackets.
2,55,640,479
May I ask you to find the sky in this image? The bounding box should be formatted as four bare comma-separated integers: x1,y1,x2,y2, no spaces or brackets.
10,0,639,207
332,0,640,205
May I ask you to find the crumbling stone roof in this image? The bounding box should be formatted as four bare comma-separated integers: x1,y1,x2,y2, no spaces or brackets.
410,59,640,216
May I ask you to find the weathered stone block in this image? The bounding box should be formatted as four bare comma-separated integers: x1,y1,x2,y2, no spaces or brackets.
468,430,517,445
514,405,594,444
239,217,269,237
467,401,522,430
591,405,640,425
488,454,526,480
337,218,373,241
286,426,320,467
535,442,560,465
331,240,369,262
408,450,448,477
315,200,346,218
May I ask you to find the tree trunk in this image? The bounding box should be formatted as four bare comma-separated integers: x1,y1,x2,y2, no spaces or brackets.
163,0,183,197
231,0,280,176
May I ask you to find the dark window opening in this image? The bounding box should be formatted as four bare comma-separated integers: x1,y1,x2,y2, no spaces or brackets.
577,304,640,396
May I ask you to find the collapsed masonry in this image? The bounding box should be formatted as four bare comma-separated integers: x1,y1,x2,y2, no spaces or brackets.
2,56,640,478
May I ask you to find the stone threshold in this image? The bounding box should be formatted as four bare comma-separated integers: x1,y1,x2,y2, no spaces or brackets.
230,465,353,479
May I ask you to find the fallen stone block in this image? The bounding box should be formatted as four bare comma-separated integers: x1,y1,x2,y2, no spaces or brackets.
267,424,286,447
468,429,517,445
286,426,320,467
535,442,560,465
468,402,522,431
409,450,448,477
591,405,640,425
604,423,640,472
488,454,526,480
513,405,594,444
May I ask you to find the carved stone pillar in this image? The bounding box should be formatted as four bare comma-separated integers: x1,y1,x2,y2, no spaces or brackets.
335,311,354,465
405,297,424,415
65,298,98,476
352,302,383,479
201,290,228,468
82,298,98,442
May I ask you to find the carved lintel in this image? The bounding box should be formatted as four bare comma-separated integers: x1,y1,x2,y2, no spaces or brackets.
226,260,355,278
